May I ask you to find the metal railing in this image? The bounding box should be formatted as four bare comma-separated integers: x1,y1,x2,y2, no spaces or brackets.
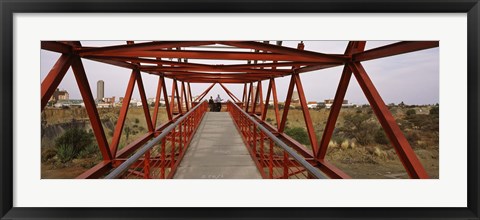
105,101,208,179
227,101,328,179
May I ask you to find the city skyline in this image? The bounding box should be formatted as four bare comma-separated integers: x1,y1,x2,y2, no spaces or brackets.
41,41,439,105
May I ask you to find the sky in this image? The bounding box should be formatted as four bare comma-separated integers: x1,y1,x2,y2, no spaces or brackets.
40,41,439,105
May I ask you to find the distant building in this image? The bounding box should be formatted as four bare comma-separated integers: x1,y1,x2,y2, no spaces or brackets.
53,99,83,108
103,96,115,104
324,99,353,108
49,88,69,102
307,101,318,109
97,80,104,101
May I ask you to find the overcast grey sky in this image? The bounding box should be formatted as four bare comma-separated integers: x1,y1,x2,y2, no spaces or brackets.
40,41,439,105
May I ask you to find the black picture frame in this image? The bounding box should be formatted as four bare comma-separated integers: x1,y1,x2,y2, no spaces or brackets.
1,0,479,219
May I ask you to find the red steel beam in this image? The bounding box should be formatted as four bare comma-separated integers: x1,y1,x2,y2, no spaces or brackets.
78,41,215,55
278,75,296,132
352,41,439,62
170,80,177,114
261,78,273,121
70,57,112,161
348,62,429,179
110,71,136,157
270,78,281,129
317,41,366,159
84,57,137,70
174,79,183,114
193,83,216,102
188,83,193,108
219,83,241,103
161,76,173,120
221,61,320,69
292,73,319,155
87,50,342,62
75,161,113,179
295,63,342,74
242,83,247,103
41,54,73,110
135,70,154,132
181,81,190,111
140,65,290,74
85,55,213,69
220,41,347,63
41,41,73,54
152,77,164,128
258,80,264,114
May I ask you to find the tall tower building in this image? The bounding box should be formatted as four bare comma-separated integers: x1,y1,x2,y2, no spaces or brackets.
97,80,104,101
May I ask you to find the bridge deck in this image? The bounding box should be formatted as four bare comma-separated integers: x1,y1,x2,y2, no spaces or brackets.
174,112,262,179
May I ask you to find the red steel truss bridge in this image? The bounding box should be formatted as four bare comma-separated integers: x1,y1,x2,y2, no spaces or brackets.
41,40,438,179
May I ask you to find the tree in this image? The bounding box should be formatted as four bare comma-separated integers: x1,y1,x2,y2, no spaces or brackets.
339,112,377,145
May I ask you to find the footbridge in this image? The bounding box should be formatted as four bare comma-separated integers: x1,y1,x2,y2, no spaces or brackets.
40,40,438,179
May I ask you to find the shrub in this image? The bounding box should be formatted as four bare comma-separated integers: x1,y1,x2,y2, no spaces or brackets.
374,129,389,145
55,127,94,162
285,127,310,145
406,109,416,116
56,144,77,163
430,106,439,115
338,112,377,145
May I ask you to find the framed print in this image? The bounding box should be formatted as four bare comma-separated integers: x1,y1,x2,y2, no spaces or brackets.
1,0,479,219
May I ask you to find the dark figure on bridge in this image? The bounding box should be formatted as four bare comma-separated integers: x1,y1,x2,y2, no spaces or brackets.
214,94,222,112
208,96,215,112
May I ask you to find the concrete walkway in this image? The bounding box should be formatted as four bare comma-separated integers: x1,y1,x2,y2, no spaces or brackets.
174,112,262,179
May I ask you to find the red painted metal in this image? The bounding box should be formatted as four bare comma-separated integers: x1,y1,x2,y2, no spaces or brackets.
348,62,429,179
70,57,112,161
188,83,193,109
228,101,320,179
174,79,183,114
278,75,296,132
353,41,439,62
261,78,273,121
152,76,164,128
41,41,438,179
41,41,73,54
90,50,338,62
219,83,241,103
292,73,319,155
41,54,73,110
170,80,177,114
317,41,366,159
78,41,215,55
193,83,216,102
219,41,346,63
184,82,190,111
135,70,154,132
117,101,208,179
110,71,136,157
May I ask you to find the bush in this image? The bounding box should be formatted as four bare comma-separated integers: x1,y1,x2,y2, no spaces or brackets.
338,112,377,145
406,109,416,116
56,144,77,163
55,127,94,162
374,129,389,145
285,127,310,145
430,106,439,115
